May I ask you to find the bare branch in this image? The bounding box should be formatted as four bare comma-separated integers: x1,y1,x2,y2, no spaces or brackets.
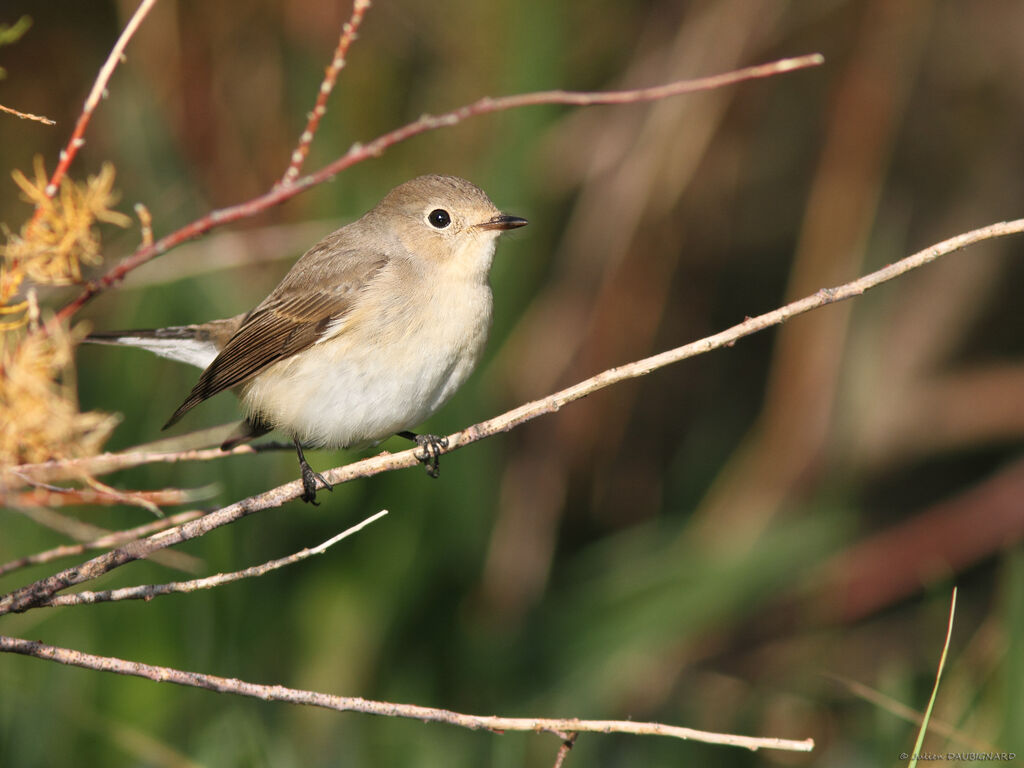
0,102,55,125
552,733,578,768
54,53,824,323
0,634,815,752
280,0,371,185
40,510,388,607
3,217,1022,615
3,505,202,575
0,509,203,578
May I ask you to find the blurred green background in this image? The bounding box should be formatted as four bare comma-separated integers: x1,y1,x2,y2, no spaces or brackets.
2,1,1023,765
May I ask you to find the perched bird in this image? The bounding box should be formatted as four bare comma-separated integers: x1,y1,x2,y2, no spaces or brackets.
88,175,527,502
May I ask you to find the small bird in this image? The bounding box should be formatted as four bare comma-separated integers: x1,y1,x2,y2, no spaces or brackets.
88,175,527,502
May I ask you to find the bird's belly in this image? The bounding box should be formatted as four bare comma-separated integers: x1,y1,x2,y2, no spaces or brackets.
240,296,490,448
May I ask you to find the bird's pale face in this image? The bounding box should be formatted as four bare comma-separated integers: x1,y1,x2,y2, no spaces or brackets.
382,175,527,271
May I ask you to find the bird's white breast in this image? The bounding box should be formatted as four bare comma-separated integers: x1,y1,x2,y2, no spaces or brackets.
239,248,495,448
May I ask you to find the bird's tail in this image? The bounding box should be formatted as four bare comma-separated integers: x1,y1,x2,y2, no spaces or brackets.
84,326,220,370
84,314,245,370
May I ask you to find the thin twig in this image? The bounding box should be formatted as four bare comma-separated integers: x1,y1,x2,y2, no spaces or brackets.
0,510,203,578
37,0,159,202
280,0,371,185
53,53,824,323
0,103,56,125
4,217,1023,615
40,510,388,607
3,506,202,575
8,470,75,494
552,733,578,768
0,635,814,752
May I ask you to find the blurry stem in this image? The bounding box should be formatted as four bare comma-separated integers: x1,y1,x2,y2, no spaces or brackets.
552,733,577,767
53,53,825,324
1,484,206,511
2,440,292,487
825,672,992,752
3,216,1022,615
0,634,816,752
908,587,957,768
0,103,55,125
0,509,203,578
3,505,201,575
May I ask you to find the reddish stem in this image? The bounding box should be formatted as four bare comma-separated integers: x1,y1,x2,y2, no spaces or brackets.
54,54,823,323
280,0,372,185
34,0,160,213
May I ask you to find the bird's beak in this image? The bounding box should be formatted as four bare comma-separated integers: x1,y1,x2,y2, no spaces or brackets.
476,214,529,231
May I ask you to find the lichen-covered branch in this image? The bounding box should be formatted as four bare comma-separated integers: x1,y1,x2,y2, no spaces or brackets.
0,634,815,753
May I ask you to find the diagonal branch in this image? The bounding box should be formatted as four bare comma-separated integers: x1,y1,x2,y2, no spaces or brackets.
4,217,1021,615
0,102,56,125
0,509,203,578
38,0,160,202
0,634,814,752
39,510,388,607
53,53,824,323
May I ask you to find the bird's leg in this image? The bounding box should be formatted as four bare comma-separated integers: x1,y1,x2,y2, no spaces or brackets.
398,431,449,478
294,439,333,505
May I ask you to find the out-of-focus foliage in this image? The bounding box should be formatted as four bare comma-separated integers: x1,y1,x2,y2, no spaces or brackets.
0,16,31,79
1,1,1022,766
0,153,128,465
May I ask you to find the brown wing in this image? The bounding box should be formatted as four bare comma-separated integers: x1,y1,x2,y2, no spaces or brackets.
163,249,388,429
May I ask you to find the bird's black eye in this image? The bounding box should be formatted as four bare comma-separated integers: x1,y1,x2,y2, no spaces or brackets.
427,209,451,229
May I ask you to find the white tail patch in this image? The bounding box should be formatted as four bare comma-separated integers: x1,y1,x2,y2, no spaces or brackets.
108,336,219,369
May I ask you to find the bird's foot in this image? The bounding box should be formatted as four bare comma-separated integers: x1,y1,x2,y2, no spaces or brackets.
295,439,333,505
299,461,333,505
399,431,448,478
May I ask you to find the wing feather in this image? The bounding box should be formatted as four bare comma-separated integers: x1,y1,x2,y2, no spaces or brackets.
163,247,388,428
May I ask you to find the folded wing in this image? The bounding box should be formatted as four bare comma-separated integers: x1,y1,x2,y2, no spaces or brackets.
163,251,388,429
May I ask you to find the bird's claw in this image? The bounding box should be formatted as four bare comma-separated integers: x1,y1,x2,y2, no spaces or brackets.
412,433,448,478
298,453,333,505
300,465,333,504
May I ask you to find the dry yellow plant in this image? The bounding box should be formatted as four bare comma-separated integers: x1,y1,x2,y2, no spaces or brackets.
1,158,130,313
0,322,120,468
0,159,130,469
